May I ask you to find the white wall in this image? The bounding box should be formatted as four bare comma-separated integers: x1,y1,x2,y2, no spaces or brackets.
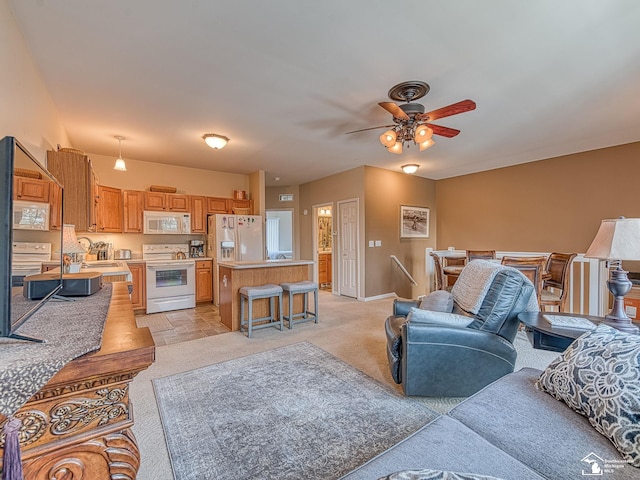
0,0,69,162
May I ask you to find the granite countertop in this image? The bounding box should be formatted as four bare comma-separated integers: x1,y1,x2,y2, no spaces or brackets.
48,260,132,280
218,259,314,269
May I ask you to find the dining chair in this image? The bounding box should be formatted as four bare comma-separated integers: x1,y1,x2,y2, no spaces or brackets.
443,256,465,287
466,250,496,262
501,256,548,304
429,252,447,291
540,253,577,312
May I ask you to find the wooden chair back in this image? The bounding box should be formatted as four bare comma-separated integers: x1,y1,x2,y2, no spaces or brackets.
501,256,548,303
541,252,577,312
429,252,446,291
466,250,496,262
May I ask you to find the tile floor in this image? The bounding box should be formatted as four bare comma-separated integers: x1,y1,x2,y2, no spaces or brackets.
135,303,230,346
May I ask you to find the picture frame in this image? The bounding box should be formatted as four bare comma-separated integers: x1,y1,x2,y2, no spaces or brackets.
400,205,430,238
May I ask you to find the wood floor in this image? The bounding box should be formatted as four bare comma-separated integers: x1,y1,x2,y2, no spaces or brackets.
135,303,230,346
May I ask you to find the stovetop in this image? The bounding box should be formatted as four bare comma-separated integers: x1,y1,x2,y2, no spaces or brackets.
142,244,193,263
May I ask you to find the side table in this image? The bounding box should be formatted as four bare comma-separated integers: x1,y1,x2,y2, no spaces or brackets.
517,312,605,352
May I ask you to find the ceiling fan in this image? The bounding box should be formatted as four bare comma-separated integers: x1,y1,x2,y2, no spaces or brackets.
345,81,476,154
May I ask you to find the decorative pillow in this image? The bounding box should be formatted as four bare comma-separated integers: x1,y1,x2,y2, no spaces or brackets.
407,307,473,328
536,324,640,467
377,469,505,480
419,290,454,313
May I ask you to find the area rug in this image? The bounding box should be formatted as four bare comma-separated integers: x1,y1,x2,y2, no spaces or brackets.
153,341,437,480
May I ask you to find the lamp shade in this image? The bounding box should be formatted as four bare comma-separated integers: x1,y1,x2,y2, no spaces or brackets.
418,138,435,151
113,157,127,171
379,130,397,148
388,141,403,154
62,224,86,254
584,218,640,260
414,125,433,143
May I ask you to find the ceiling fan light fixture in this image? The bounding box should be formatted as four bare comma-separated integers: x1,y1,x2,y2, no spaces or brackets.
388,141,403,154
414,124,433,143
113,135,127,171
379,130,397,148
203,133,229,149
401,164,419,174
418,138,436,151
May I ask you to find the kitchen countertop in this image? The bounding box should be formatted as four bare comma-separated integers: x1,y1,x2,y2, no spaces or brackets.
47,260,132,280
217,259,314,269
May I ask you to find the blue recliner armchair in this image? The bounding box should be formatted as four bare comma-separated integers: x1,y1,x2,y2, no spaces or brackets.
386,260,538,397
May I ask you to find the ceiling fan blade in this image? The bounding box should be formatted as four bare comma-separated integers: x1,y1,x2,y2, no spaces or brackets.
378,102,410,120
345,124,395,134
418,99,476,121
426,123,461,138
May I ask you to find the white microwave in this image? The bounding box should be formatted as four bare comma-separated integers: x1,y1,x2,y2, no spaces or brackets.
13,200,50,231
143,211,191,235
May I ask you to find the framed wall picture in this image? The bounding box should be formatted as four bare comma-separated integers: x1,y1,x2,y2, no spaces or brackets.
400,205,430,238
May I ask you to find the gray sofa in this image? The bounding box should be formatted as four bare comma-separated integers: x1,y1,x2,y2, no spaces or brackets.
343,367,637,480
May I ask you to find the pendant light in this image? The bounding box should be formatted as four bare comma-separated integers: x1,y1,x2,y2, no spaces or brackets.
113,135,127,171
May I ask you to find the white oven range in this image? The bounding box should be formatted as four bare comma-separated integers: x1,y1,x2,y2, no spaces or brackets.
143,244,196,314
12,242,52,287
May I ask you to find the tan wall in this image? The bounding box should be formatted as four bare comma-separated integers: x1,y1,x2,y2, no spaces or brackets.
0,1,69,162
364,167,437,299
435,142,640,258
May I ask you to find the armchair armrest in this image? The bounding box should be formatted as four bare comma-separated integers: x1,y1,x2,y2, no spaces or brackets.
393,299,420,317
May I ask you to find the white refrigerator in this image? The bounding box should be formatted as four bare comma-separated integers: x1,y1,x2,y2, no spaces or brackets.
207,214,264,304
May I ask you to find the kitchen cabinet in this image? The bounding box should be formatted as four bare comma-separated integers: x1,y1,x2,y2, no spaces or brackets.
96,185,123,233
228,198,254,214
49,181,63,230
47,149,99,232
318,252,332,287
207,196,229,214
195,259,213,303
13,176,50,202
123,190,144,233
143,191,189,212
190,195,207,234
128,262,146,311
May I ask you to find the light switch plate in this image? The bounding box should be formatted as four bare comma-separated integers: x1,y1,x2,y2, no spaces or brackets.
375,240,382,247
368,240,374,247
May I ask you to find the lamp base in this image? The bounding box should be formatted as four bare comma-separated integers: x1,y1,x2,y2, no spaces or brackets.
605,267,639,334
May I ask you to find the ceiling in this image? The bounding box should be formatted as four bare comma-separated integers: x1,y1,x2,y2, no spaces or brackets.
8,1,640,186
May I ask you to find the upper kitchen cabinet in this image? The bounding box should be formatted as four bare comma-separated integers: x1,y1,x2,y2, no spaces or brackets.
123,190,144,233
143,191,189,212
190,195,207,234
228,198,254,214
207,197,229,214
49,182,63,230
96,185,123,233
47,149,98,232
13,176,50,202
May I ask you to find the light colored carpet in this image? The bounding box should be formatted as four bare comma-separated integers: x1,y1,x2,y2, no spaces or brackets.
130,292,560,480
153,342,437,480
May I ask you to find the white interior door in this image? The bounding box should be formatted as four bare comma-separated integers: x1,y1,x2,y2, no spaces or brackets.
339,200,358,298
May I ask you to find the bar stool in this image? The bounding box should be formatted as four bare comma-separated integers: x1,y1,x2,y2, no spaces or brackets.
239,284,283,338
280,281,318,329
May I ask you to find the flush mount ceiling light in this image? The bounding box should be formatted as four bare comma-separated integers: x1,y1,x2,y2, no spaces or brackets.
401,164,419,174
113,135,126,171
203,133,229,150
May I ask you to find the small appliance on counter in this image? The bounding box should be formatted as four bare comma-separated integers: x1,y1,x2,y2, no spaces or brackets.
114,249,132,260
189,240,205,258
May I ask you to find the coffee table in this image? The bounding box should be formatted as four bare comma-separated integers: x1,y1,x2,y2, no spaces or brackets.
517,312,604,352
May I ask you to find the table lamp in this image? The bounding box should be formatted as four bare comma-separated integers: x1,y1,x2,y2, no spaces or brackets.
584,217,640,333
62,224,86,273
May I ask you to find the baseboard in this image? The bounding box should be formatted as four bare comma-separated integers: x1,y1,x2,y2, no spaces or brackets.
360,292,397,302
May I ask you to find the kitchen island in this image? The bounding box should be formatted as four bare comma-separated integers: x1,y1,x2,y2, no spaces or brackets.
218,260,314,331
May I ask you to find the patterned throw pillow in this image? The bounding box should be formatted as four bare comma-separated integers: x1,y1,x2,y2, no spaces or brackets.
536,324,640,467
377,469,505,480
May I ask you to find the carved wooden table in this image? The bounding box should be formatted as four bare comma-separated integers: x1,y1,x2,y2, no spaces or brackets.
0,282,155,479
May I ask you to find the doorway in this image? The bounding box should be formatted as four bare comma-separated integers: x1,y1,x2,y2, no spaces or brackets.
337,199,359,298
316,204,333,291
265,210,293,259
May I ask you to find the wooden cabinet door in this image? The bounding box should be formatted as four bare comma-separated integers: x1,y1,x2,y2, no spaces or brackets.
318,254,328,285
128,263,146,310
14,177,50,202
49,182,63,230
207,196,229,214
143,191,167,211
97,185,123,233
167,194,189,212
327,253,332,284
190,195,207,234
123,190,144,233
228,198,253,214
195,260,213,302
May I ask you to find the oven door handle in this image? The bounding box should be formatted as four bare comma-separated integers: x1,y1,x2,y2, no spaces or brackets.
147,263,194,270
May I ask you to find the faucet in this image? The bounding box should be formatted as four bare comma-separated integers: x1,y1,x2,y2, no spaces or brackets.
76,236,94,253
